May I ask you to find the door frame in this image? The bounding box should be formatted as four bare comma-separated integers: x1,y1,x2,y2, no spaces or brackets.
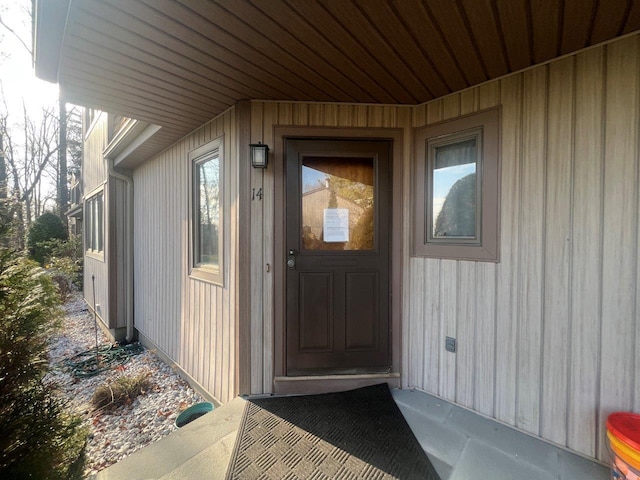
273,126,405,394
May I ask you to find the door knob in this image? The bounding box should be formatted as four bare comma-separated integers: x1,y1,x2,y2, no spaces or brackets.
287,249,296,268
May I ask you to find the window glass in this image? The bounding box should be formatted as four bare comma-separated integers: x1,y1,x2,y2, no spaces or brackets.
85,198,93,249
195,155,220,267
301,156,374,251
429,135,479,242
189,136,224,285
413,108,500,262
96,193,103,251
85,191,104,254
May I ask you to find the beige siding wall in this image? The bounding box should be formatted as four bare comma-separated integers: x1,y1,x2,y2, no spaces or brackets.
407,35,640,461
133,109,237,404
83,113,108,192
83,113,109,327
120,31,639,461
109,178,128,329
82,113,130,332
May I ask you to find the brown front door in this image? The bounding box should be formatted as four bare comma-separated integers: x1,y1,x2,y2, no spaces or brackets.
285,138,392,376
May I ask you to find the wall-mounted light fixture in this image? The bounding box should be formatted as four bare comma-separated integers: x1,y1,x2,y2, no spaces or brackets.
250,142,269,169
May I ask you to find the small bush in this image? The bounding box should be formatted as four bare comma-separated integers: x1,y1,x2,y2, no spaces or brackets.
46,256,81,301
0,249,87,479
40,235,82,260
27,212,68,265
91,373,153,412
0,199,21,249
40,236,84,297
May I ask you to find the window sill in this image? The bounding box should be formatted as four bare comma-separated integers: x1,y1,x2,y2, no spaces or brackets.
85,251,105,262
412,243,499,262
189,266,223,287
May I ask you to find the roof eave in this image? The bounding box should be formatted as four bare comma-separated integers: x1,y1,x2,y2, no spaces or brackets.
33,0,71,83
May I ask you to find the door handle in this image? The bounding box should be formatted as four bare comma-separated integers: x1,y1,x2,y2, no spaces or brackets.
287,249,296,268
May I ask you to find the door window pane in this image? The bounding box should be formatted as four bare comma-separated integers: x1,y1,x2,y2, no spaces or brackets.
301,157,374,251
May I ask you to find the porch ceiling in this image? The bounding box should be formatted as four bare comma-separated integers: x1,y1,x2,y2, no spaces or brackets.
35,0,640,152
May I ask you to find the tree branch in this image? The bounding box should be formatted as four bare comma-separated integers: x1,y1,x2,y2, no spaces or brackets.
0,14,32,56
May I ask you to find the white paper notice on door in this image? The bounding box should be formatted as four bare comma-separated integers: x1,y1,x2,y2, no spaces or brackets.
323,208,349,242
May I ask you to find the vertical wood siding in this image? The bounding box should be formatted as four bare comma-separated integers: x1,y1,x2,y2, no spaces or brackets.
133,109,237,404
83,114,108,192
121,31,639,461
407,35,640,461
83,115,109,327
109,178,128,329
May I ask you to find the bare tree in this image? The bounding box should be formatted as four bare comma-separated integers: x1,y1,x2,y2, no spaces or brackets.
0,11,30,55
0,132,6,199
66,106,82,172
0,3,76,247
0,88,59,248
57,97,68,226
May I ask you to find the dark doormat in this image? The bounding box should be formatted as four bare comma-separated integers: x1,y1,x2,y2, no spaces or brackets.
225,383,440,479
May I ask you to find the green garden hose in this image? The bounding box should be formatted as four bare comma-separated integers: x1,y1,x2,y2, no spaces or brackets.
63,342,144,378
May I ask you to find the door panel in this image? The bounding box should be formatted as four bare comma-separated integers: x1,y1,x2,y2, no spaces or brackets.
299,272,333,352
286,139,392,376
345,272,378,350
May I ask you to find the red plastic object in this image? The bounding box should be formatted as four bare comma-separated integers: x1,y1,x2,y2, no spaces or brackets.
608,413,640,452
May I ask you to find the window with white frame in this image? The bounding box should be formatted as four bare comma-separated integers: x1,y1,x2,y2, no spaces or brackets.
189,137,223,285
413,108,500,262
85,191,104,254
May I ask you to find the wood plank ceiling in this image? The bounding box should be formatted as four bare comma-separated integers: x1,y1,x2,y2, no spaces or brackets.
50,0,640,151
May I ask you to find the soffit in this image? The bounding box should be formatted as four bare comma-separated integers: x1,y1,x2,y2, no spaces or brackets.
41,0,640,149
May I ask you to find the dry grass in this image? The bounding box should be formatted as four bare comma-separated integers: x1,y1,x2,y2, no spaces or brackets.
91,373,153,412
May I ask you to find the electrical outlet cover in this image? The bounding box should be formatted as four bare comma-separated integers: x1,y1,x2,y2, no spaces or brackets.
446,336,456,353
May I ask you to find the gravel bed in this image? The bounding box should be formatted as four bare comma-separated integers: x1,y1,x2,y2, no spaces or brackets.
46,291,204,477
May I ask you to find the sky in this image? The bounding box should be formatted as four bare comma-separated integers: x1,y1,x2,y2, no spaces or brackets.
1,0,60,209
1,0,59,121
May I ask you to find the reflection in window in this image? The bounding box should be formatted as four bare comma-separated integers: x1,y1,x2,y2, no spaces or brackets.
413,108,499,261
189,137,224,285
85,191,103,253
195,154,220,268
429,133,480,243
301,157,374,251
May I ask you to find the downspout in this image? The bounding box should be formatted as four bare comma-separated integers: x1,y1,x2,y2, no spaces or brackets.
106,158,134,342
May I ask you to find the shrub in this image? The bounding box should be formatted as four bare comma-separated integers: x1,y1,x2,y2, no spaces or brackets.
42,236,84,296
39,235,82,261
0,199,21,250
0,199,13,240
91,373,153,412
27,212,68,265
0,249,87,479
46,257,79,301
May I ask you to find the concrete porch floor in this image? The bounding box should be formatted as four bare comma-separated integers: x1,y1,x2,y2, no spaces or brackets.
91,388,609,480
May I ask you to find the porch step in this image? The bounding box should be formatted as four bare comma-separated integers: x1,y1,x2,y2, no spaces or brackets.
392,389,610,480
91,397,246,480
